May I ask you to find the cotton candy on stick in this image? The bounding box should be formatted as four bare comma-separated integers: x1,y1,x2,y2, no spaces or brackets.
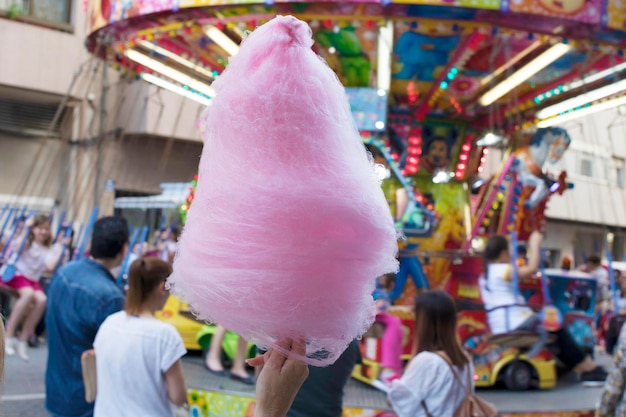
168,15,398,366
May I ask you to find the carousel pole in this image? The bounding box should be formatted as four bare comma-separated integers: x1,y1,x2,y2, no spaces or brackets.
94,56,109,209
75,207,99,261
463,151,514,251
117,227,141,288
2,225,32,282
377,20,393,92
0,207,16,239
52,211,67,244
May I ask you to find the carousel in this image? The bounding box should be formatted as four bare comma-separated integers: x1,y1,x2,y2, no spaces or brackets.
86,0,626,415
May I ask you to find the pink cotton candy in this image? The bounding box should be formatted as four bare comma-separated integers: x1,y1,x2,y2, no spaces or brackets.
168,15,398,366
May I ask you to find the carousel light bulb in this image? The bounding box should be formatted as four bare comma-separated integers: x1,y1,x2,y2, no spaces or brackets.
137,40,216,79
563,61,626,93
536,78,626,119
126,50,216,97
537,95,626,127
479,42,572,106
432,171,452,184
204,26,240,56
141,73,212,106
476,133,503,147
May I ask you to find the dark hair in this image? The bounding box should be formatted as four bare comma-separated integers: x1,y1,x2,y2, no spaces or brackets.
588,255,601,266
517,245,527,257
414,291,468,368
125,257,172,316
90,216,129,259
378,273,395,290
425,136,449,154
365,143,385,160
484,235,509,262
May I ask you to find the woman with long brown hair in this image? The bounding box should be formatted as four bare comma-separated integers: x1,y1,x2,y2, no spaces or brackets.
4,214,65,361
93,257,188,416
387,290,472,417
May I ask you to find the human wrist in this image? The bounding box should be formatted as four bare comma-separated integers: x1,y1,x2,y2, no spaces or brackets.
254,402,287,417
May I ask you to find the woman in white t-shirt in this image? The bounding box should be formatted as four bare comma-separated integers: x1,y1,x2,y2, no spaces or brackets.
387,290,474,417
480,231,606,386
94,257,187,417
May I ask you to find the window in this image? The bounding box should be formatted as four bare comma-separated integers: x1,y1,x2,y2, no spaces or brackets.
0,0,72,26
614,158,625,189
0,97,62,138
580,158,593,177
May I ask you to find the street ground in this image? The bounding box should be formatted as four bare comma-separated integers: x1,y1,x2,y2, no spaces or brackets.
2,343,610,416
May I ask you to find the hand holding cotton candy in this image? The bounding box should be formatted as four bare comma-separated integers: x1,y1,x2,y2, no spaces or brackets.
168,15,398,366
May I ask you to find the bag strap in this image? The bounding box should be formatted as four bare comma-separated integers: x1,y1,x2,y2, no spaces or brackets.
421,400,434,417
434,351,472,396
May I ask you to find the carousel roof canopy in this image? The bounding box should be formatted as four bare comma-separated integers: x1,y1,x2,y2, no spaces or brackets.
86,0,626,132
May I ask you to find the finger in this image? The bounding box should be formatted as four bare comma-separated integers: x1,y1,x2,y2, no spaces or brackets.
268,339,291,369
275,338,292,351
291,338,307,357
246,355,266,367
248,348,272,367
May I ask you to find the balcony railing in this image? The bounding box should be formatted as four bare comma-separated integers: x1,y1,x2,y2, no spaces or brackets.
0,0,73,32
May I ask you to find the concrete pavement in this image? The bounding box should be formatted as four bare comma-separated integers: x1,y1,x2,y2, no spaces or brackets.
1,342,609,416
2,343,48,417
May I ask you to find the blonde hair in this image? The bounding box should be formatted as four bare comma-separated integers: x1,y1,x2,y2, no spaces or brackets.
27,214,52,248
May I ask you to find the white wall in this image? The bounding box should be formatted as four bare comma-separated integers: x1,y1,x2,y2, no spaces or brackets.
0,7,207,224
543,108,626,226
0,0,89,97
0,4,204,142
115,81,205,142
482,107,626,228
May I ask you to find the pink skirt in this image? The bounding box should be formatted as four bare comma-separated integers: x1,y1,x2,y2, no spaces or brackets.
5,274,42,292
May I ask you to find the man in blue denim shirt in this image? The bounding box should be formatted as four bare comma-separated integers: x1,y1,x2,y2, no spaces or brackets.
45,216,129,417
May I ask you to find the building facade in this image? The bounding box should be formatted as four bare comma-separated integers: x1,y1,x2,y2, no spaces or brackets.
483,108,626,266
0,1,204,221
